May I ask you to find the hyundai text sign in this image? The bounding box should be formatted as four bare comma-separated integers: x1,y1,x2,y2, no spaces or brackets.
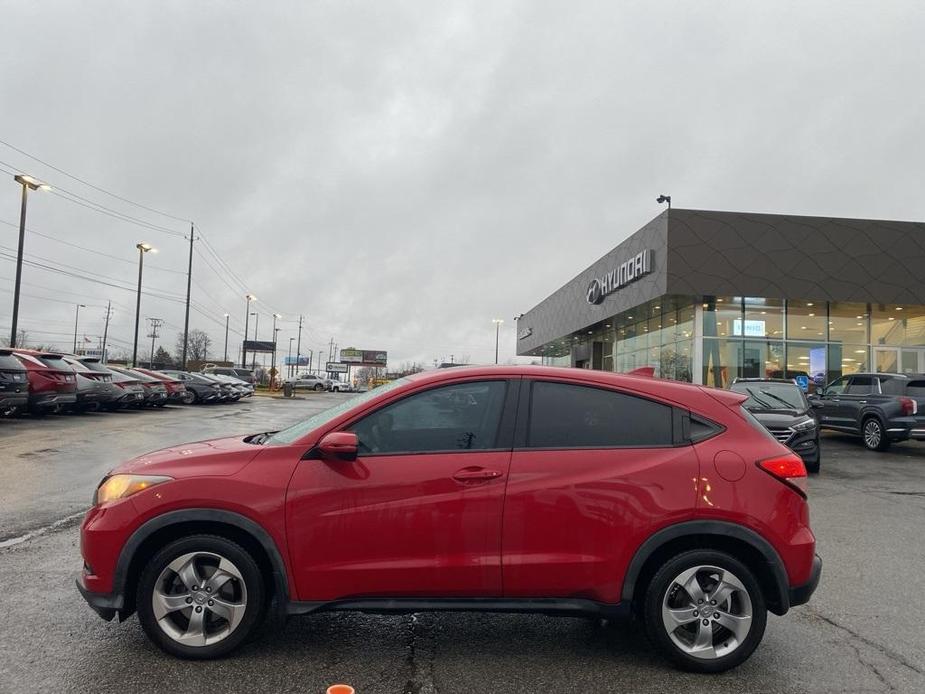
585,249,652,305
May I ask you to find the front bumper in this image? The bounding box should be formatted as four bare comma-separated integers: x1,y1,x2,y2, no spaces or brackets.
76,576,120,622
789,554,822,607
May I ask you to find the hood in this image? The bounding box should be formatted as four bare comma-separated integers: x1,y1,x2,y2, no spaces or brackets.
112,435,263,478
748,409,811,427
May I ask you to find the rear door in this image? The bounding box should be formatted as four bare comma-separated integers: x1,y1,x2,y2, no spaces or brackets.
501,379,697,603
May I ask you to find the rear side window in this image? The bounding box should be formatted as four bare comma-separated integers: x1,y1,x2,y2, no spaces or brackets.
906,381,925,397
879,378,907,396
527,381,673,448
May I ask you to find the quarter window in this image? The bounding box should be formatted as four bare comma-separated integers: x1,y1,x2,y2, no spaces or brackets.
845,376,876,395
350,381,508,454
527,381,673,448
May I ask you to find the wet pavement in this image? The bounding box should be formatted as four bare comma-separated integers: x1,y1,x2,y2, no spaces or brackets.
1,398,924,693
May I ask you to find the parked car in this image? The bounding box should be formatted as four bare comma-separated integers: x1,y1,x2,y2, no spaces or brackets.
207,373,250,399
327,379,353,393
13,350,77,415
811,372,924,451
133,368,187,403
285,373,327,391
61,356,120,412
730,378,820,473
78,365,820,671
160,370,223,404
78,359,146,409
0,348,29,415
203,366,256,385
106,366,169,407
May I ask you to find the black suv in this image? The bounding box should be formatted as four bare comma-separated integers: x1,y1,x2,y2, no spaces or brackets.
811,373,924,451
0,348,29,414
730,378,821,473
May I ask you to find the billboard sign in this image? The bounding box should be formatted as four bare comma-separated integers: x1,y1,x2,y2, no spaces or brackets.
284,356,310,366
326,362,349,373
339,348,387,366
243,340,276,352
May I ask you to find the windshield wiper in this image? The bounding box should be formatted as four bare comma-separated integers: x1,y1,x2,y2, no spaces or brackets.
759,389,800,409
744,388,775,410
247,431,275,445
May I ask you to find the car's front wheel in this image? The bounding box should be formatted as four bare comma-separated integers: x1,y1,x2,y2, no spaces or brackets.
136,535,266,659
314,384,324,391
643,550,767,673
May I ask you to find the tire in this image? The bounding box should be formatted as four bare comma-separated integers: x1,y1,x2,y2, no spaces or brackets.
804,457,820,474
183,390,198,405
314,384,324,391
642,549,767,673
861,416,890,451
136,534,266,659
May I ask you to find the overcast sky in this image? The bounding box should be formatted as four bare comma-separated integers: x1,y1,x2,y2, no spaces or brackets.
1,1,923,369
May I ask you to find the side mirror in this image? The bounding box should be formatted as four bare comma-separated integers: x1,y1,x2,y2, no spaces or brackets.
317,431,358,461
810,399,824,408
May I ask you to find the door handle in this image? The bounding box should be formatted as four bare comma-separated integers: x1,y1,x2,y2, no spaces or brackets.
858,400,867,405
453,467,503,482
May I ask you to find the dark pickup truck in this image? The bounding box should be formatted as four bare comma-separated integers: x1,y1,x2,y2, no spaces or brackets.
811,373,925,451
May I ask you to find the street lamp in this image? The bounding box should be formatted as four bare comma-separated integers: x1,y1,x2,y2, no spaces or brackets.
492,318,504,364
223,313,230,362
250,312,259,371
271,314,281,387
73,304,86,353
288,337,295,378
242,294,256,368
9,174,50,348
132,243,156,366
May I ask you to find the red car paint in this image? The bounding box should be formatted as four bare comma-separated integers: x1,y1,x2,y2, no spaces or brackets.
13,349,78,411
78,365,817,620
133,368,187,399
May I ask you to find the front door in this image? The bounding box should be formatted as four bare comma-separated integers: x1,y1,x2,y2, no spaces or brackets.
286,378,515,601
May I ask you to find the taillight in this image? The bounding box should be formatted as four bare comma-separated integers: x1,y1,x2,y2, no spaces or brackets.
757,453,808,497
900,397,918,416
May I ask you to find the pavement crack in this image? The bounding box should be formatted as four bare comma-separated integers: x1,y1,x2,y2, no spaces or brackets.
403,613,438,694
844,639,896,692
805,606,925,677
0,511,86,550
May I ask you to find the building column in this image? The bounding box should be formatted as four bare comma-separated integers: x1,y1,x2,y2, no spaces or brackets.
693,302,704,385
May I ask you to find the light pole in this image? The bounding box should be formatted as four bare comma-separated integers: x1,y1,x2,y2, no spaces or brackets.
288,337,295,378
242,294,255,368
492,318,504,364
250,312,259,371
271,314,281,387
223,313,230,362
73,303,86,353
9,174,50,347
132,242,156,367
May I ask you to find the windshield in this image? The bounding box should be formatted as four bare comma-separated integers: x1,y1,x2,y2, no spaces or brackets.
267,378,409,445
730,382,807,411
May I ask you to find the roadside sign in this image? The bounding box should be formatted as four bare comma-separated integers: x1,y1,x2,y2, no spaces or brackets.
326,362,348,373
795,375,810,391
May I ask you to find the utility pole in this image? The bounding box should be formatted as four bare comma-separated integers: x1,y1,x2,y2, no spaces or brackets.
101,301,112,363
327,336,335,375
295,315,303,376
251,313,259,371
73,303,86,353
223,313,230,362
180,223,194,369
147,317,164,367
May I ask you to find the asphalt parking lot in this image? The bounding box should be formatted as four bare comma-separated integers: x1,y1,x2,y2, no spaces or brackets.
1,396,924,693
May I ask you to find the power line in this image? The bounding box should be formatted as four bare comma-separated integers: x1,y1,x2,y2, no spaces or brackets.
0,139,190,223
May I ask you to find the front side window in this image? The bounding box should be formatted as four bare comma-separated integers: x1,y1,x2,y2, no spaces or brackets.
527,381,673,448
825,376,849,395
350,381,508,454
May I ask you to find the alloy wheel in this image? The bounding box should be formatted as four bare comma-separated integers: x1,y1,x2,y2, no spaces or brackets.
864,419,882,449
151,551,248,647
661,564,753,660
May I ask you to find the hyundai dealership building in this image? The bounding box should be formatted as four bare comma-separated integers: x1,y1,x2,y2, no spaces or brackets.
517,209,925,389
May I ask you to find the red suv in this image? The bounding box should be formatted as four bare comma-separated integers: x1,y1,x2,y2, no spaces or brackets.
13,350,78,415
77,366,820,671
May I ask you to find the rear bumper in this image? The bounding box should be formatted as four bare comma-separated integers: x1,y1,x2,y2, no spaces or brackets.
29,392,77,408
0,392,29,409
789,554,822,607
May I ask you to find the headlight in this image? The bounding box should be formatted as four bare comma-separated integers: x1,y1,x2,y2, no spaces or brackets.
792,417,817,432
93,474,172,506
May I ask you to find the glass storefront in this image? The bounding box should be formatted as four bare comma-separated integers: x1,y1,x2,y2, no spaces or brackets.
538,296,925,387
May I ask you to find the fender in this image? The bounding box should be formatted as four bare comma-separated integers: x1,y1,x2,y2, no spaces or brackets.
620,520,791,614
111,508,290,612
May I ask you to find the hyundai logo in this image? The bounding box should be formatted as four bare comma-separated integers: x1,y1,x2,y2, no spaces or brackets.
586,279,604,305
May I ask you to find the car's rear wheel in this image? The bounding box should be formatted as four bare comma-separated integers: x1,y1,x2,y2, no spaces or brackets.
643,550,767,673
314,384,324,391
182,390,197,405
862,416,890,451
136,535,266,659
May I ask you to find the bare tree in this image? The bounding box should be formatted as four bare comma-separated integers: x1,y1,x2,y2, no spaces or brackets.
175,330,212,362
